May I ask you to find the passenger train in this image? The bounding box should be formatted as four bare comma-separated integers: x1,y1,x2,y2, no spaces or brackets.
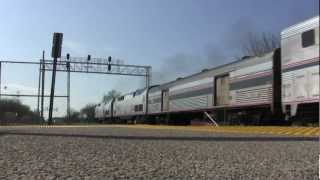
95,16,319,125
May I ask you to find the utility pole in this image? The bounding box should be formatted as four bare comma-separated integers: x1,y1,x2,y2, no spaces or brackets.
0,62,2,100
37,58,42,115
66,53,71,123
40,51,46,122
145,67,151,116
48,33,63,125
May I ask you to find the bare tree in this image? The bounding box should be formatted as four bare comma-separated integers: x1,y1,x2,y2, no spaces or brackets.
64,108,81,123
102,89,121,103
241,32,280,57
80,103,96,121
0,98,40,124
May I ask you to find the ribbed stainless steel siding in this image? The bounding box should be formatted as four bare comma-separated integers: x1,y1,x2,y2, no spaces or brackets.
230,85,272,105
170,95,209,111
148,103,161,114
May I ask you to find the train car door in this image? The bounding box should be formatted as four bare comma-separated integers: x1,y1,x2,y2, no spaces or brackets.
161,89,169,112
215,74,230,106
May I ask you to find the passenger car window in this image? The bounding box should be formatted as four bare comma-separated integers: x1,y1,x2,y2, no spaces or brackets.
139,104,143,111
301,29,315,48
134,104,143,112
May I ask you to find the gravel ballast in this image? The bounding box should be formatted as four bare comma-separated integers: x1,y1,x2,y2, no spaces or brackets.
0,126,318,180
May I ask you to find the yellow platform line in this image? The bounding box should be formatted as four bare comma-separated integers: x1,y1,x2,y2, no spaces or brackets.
279,127,305,135
258,128,285,135
291,128,315,136
304,128,320,136
277,128,299,134
269,127,291,134
2,125,319,137
293,128,315,136
276,128,317,136
289,127,309,135
117,125,319,137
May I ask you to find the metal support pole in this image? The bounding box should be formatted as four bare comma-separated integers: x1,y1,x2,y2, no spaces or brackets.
146,67,151,89
48,56,58,125
37,59,41,115
224,108,226,125
67,61,71,122
0,62,2,100
40,51,45,122
48,32,63,125
0,62,1,125
145,67,151,116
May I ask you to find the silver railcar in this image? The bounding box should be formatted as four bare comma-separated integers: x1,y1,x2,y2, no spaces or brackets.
281,16,319,117
230,52,275,106
113,88,147,122
147,52,279,124
97,16,319,125
94,101,113,122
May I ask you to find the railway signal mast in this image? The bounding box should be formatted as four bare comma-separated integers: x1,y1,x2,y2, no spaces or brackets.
48,33,63,125
0,33,151,125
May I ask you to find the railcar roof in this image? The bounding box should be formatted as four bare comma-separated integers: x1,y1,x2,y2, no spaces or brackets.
121,86,151,97
281,16,319,38
150,51,275,91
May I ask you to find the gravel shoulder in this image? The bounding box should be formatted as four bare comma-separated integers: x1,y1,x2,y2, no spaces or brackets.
0,126,318,180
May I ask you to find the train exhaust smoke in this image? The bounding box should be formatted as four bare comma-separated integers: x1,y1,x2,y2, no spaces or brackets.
151,18,280,85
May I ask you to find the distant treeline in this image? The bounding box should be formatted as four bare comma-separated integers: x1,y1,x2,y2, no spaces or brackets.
0,97,108,125
0,98,42,125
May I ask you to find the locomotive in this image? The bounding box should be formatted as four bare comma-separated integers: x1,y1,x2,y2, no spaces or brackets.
95,16,319,125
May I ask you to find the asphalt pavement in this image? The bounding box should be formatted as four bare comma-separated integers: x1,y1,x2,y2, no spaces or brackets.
0,126,318,180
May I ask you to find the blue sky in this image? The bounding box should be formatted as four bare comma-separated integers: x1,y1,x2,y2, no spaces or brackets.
0,0,318,117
